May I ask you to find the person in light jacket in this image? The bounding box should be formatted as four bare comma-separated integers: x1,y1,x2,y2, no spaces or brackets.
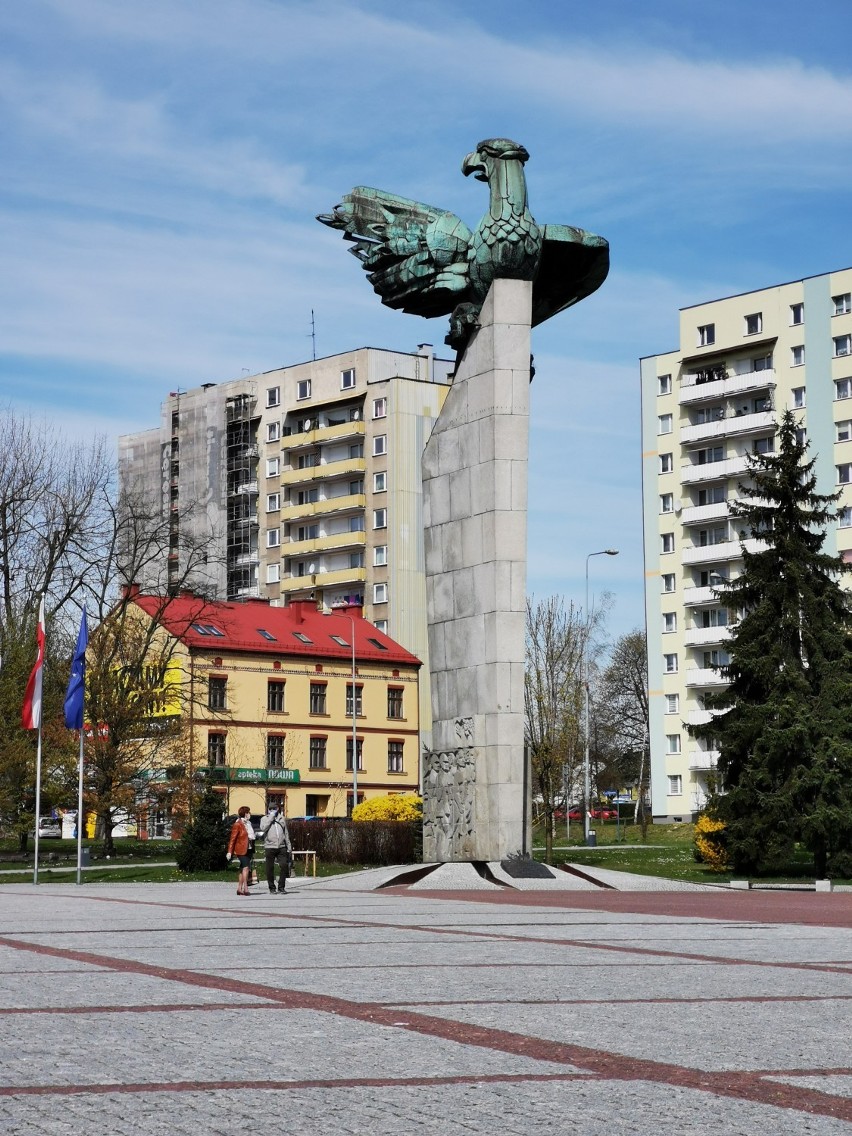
259,804,293,894
226,806,255,896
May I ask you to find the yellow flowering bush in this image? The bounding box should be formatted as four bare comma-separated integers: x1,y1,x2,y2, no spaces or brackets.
351,794,422,822
693,813,729,872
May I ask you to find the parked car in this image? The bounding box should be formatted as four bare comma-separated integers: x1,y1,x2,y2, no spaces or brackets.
590,807,618,820
553,807,584,821
35,817,61,838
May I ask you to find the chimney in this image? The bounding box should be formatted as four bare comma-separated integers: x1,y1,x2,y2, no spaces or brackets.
121,582,141,600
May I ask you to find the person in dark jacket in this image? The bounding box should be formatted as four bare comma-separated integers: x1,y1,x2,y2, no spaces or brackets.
259,805,293,893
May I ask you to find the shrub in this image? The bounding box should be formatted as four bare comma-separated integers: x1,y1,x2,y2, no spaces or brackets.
288,818,419,866
175,780,229,872
351,794,422,823
693,813,729,872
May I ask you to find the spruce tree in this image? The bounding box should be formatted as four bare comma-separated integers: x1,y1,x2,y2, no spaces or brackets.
693,410,852,877
175,779,230,872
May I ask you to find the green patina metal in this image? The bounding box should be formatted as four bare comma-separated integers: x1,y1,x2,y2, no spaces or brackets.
318,138,609,351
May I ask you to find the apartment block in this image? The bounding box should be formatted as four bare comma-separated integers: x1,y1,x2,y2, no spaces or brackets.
119,345,452,739
641,267,852,821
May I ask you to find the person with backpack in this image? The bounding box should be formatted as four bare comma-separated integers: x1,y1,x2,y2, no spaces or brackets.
226,805,255,896
260,804,293,894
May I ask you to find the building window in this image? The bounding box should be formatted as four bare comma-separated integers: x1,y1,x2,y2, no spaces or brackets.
665,734,681,754
373,508,387,529
791,345,805,367
659,453,673,474
697,445,724,466
387,687,404,719
266,493,280,512
345,737,364,772
341,368,356,389
836,379,852,401
374,618,388,633
266,457,280,477
658,413,672,435
661,533,675,554
373,397,387,419
658,374,672,395
373,434,387,456
297,487,319,505
790,302,804,325
349,479,364,496
837,421,852,443
839,507,852,528
266,564,280,584
345,683,363,718
266,386,280,408
663,612,677,633
208,732,226,766
296,379,311,400
349,515,365,533
665,694,679,714
373,471,387,493
660,493,674,514
310,682,327,715
838,464,852,485
834,293,852,316
297,523,320,541
267,422,280,442
664,653,678,674
697,324,715,346
374,544,387,567
667,775,683,796
698,485,725,506
744,313,762,336
373,582,388,604
349,550,365,569
267,735,286,767
309,736,327,769
834,335,852,358
350,442,364,459
267,528,280,548
792,387,805,409
208,676,227,711
753,436,774,455
267,681,285,713
662,573,676,593
388,740,404,773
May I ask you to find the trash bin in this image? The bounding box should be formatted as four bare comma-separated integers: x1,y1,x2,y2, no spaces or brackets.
585,831,597,848
80,848,91,867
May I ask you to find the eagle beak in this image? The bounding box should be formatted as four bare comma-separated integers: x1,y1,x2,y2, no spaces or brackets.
462,152,488,181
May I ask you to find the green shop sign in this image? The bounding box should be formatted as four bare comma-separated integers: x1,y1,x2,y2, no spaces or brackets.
198,767,300,784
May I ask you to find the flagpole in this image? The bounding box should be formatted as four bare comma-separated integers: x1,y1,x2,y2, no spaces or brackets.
33,721,43,885
76,728,84,885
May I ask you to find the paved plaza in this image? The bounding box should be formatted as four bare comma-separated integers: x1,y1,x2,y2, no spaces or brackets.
1,872,850,1133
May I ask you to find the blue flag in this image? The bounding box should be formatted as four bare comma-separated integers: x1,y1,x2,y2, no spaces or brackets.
63,607,88,729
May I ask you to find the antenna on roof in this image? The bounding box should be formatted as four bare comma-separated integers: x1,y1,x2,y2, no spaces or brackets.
309,310,317,361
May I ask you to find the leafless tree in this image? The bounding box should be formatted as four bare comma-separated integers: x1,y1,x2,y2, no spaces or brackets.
597,628,650,836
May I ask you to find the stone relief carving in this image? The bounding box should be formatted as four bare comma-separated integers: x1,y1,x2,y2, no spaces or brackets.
422,746,476,860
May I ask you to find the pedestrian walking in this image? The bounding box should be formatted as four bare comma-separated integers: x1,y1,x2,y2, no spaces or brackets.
259,804,293,893
226,806,255,896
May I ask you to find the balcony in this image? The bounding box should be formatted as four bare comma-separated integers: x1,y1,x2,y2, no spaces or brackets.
283,420,365,452
680,409,774,447
680,455,749,485
278,566,367,594
679,369,776,406
684,625,731,647
681,537,766,566
680,502,729,525
279,493,366,523
230,550,260,567
286,531,366,559
683,585,725,606
280,456,366,487
685,667,728,688
228,480,258,497
688,750,720,771
685,709,723,727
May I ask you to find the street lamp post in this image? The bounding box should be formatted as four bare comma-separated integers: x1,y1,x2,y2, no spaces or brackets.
584,549,619,846
324,608,358,815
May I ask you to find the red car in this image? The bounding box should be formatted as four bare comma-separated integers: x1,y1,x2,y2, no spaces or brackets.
590,807,618,820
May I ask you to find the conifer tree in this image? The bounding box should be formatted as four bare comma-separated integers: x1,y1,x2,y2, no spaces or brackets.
175,779,229,873
693,410,852,877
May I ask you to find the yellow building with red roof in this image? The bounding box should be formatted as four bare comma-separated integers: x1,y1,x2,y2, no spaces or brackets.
129,588,421,820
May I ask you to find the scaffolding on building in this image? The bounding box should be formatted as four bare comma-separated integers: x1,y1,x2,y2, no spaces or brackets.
225,390,260,599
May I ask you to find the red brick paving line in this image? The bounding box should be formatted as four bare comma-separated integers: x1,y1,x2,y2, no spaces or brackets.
9,888,852,978
394,887,852,929
0,934,850,1121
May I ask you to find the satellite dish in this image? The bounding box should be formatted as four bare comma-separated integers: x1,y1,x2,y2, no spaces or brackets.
353,409,361,420
674,500,683,514
303,419,312,431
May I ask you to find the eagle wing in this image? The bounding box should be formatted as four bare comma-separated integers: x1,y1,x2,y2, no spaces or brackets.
318,187,473,318
531,225,610,328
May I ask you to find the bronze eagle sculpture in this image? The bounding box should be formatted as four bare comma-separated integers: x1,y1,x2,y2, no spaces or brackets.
317,137,609,352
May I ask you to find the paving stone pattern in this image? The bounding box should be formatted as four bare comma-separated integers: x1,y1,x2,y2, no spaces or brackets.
0,876,850,1133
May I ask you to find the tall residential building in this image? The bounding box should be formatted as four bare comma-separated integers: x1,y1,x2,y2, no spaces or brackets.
641,267,852,822
119,345,452,738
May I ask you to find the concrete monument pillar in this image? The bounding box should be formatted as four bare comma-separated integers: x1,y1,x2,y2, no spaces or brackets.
422,278,532,862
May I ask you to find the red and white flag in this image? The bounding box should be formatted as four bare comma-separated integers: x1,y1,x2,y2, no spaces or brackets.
22,597,45,730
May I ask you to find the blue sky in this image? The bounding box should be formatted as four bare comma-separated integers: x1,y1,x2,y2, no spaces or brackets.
3,0,852,637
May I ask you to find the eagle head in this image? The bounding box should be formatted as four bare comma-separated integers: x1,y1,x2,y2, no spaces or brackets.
462,137,530,181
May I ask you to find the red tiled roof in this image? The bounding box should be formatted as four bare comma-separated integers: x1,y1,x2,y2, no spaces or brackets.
130,593,421,667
